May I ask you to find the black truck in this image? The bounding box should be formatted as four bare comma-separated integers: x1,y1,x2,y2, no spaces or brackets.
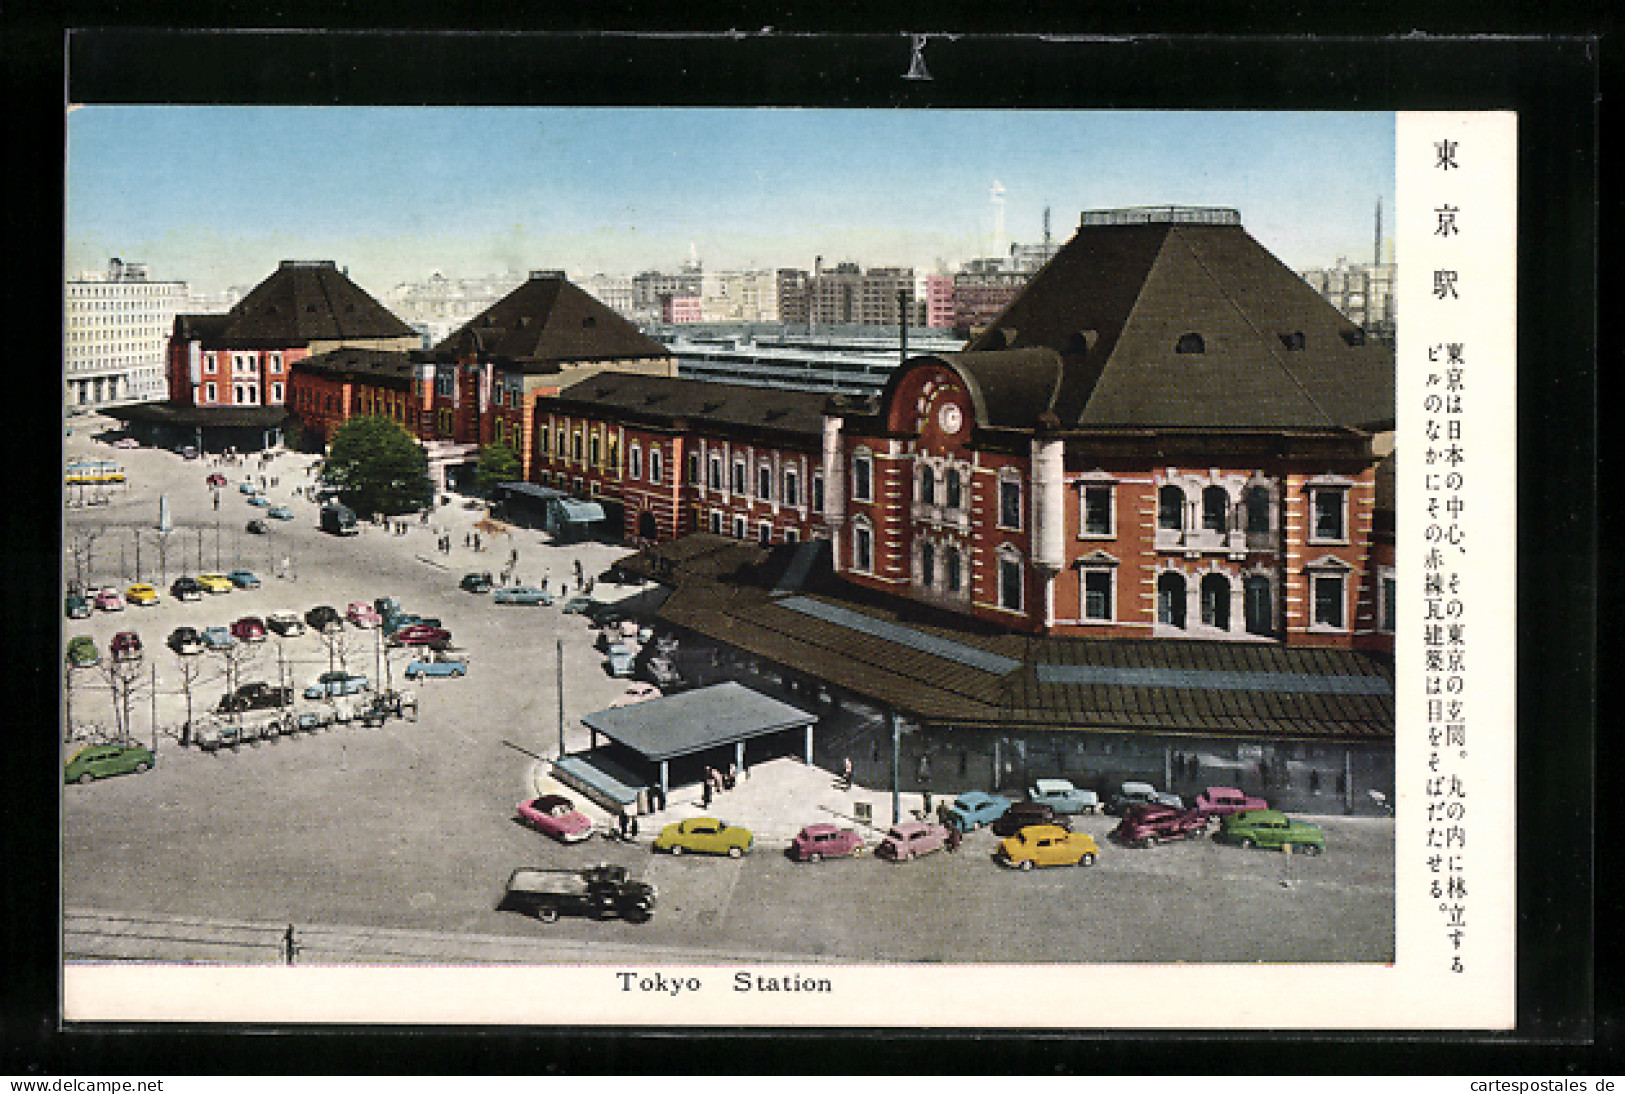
499,863,657,923
320,502,359,536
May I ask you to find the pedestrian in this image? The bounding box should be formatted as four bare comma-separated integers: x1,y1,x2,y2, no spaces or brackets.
724,762,738,790
627,814,639,839
946,826,962,853
475,533,482,552
465,533,471,549
841,756,853,790
618,812,630,839
922,790,933,819
541,574,549,593
918,752,932,786
213,493,219,511
701,778,713,809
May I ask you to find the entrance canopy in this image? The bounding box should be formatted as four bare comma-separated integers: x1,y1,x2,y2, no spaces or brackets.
582,681,816,763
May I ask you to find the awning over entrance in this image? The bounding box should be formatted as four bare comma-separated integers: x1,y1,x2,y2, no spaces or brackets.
583,681,815,762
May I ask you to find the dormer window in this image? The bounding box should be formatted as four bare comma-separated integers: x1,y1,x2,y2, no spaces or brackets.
1278,331,1306,350
1340,328,1367,347
1175,333,1205,354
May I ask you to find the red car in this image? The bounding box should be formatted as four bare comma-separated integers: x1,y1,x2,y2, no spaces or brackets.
389,624,451,647
205,472,227,487
790,824,864,862
110,631,143,661
229,616,267,643
1195,786,1270,819
346,602,382,629
516,794,594,843
875,821,951,861
1110,804,1212,848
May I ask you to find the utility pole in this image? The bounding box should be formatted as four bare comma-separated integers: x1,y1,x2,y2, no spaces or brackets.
556,638,566,759
150,661,158,754
889,709,901,824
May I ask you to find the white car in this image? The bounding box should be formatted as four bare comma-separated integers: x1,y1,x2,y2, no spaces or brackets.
266,611,305,637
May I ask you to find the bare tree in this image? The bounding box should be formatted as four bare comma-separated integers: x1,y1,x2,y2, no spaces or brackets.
215,640,264,710
316,625,355,679
173,653,205,744
67,528,104,592
97,655,149,745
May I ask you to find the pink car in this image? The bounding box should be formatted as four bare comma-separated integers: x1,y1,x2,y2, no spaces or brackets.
516,794,594,843
347,602,382,628
875,821,950,861
1195,786,1270,819
790,823,864,862
93,587,124,612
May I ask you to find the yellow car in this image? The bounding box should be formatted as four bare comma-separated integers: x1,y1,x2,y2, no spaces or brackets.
124,583,159,606
994,824,1099,870
197,573,234,594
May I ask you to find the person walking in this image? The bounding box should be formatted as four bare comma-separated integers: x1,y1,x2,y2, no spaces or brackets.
946,825,962,853
841,756,853,790
701,777,713,809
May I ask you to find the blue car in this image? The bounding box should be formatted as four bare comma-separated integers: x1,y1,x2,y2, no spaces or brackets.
200,626,236,651
493,584,553,605
303,672,370,699
944,791,1013,832
238,482,258,495
404,659,468,679
383,612,442,635
227,569,261,589
247,495,271,507
268,506,295,520
606,641,636,678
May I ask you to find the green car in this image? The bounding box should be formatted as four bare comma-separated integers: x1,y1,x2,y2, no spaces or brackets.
1218,809,1325,855
65,742,155,784
653,816,754,858
66,635,100,668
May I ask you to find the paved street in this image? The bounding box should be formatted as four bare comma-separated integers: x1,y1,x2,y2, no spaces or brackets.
62,420,1394,965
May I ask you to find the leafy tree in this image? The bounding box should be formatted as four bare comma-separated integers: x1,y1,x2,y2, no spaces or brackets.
320,415,434,516
474,442,521,496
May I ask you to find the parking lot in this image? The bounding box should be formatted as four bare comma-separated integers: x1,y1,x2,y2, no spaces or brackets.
61,419,1394,965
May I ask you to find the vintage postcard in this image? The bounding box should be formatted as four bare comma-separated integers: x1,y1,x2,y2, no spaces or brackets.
58,36,1534,1032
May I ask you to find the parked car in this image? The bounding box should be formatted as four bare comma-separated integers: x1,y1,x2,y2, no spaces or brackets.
265,610,305,637
1111,804,1212,848
205,472,227,487
1195,786,1270,819
267,506,295,520
609,682,661,707
93,587,124,612
499,864,656,924
346,602,382,628
1028,778,1101,815
110,631,143,661
304,605,343,633
238,481,258,494
875,821,951,861
125,583,159,606
66,635,100,667
112,437,140,450
789,824,864,862
389,624,451,648
170,576,204,602
653,817,754,857
995,825,1100,870
561,596,595,614
229,616,267,643
515,794,594,843
246,519,270,535
459,572,494,593
227,569,261,589
200,626,236,651
373,596,403,618
382,612,442,634
1217,810,1325,855
65,742,154,784
217,681,294,713
65,592,91,619
494,584,552,605
405,659,468,679
944,791,1013,832
303,671,370,699
197,573,233,594
605,641,637,678
167,626,204,655
1106,781,1184,816
991,801,1071,838
247,495,271,508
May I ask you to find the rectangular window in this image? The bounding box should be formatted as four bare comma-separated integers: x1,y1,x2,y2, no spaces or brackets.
732,515,747,540
591,436,602,467
783,469,799,507
854,525,873,572
1312,488,1347,542
920,542,935,587
1313,573,1346,628
1083,570,1114,621
688,452,700,485
732,461,746,495
758,522,772,544
852,455,872,501
1381,574,1397,632
709,456,722,490
758,465,772,500
1000,557,1023,610
204,354,216,374
1082,485,1113,536
628,445,641,479
812,474,825,513
271,382,284,403
710,510,723,534
999,478,1022,529
538,430,549,455
784,527,799,544
919,467,935,506
649,449,663,484
204,382,216,402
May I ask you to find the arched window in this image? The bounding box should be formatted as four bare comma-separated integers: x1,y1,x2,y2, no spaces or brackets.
945,545,963,593
1202,486,1230,534
1244,574,1273,636
1158,485,1186,530
1157,571,1187,628
851,449,873,501
1200,573,1231,630
945,467,962,509
919,541,935,588
1175,332,1206,354
648,448,662,484
998,471,1023,530
853,518,874,573
919,465,936,506
628,444,642,479
999,548,1024,611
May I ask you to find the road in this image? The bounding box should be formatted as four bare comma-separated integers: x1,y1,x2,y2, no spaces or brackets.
61,422,1394,965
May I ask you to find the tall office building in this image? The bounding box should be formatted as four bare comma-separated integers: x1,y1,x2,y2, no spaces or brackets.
64,258,189,407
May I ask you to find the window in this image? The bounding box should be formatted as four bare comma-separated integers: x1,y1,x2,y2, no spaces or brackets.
234,385,246,403
1082,484,1113,536
607,437,620,469
688,452,700,485
1245,486,1271,534
1082,569,1114,621
591,435,602,467
271,382,284,403
204,382,217,402
945,546,962,593
1157,572,1187,628
269,353,282,372
1380,572,1397,633
851,451,872,501
708,455,722,491
999,474,1022,530
628,444,642,479
538,429,549,455
1158,485,1186,531
812,473,825,513
572,432,583,461
709,510,723,534
732,515,747,540
1311,487,1347,542
758,465,772,500
919,466,936,506
556,429,566,457
648,448,662,484
436,370,455,397
1200,573,1231,629
1312,572,1346,628
758,522,772,544
783,468,799,507
1175,332,1205,354
1244,575,1273,636
732,461,747,495
1202,486,1230,534
784,527,799,544
204,354,217,374
999,551,1023,611
945,468,962,509
853,520,873,572
920,542,935,588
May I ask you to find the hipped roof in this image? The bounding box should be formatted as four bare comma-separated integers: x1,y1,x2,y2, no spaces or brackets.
434,274,670,367
175,261,415,348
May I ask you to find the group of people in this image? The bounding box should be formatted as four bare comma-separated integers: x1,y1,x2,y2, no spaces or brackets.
699,763,741,808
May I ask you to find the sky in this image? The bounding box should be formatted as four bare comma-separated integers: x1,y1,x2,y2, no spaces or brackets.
65,107,1395,296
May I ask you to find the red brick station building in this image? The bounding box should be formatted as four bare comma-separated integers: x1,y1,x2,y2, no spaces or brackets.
117,209,1396,811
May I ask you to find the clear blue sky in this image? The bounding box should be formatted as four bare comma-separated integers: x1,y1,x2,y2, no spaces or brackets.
66,107,1394,295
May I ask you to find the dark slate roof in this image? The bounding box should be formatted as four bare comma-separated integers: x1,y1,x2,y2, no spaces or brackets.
434,273,670,367
624,534,1392,742
581,681,817,761
107,403,291,428
296,346,418,387
550,373,828,444
954,221,1395,433
179,262,415,348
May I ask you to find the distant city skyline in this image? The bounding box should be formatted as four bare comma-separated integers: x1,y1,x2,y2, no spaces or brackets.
66,107,1395,296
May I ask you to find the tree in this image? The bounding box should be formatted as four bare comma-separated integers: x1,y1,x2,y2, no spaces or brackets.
320,415,434,517
474,442,521,497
